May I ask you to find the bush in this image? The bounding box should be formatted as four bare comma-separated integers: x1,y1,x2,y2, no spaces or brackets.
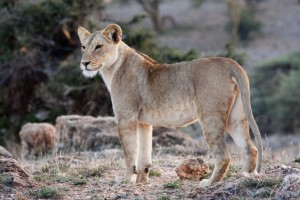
238,9,262,41
28,187,62,199
0,0,106,145
121,23,198,63
226,8,262,42
251,52,300,133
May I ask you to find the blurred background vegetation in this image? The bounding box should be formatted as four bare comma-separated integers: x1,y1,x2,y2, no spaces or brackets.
0,0,299,147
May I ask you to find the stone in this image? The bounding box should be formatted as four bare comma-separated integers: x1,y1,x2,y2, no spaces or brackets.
19,122,57,157
153,128,207,155
55,115,119,151
275,173,300,200
175,158,210,180
0,146,13,158
55,115,206,155
0,157,37,188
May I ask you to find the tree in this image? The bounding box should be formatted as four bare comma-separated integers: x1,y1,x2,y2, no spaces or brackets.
135,0,176,32
226,0,242,45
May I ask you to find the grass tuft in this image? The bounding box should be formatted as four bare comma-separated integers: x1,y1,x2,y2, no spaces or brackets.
163,180,182,189
75,165,108,177
149,169,161,177
241,178,281,189
157,196,170,200
71,178,87,186
293,157,300,163
225,165,240,179
29,187,62,199
0,174,13,186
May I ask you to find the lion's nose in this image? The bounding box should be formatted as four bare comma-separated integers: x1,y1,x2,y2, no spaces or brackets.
82,61,91,67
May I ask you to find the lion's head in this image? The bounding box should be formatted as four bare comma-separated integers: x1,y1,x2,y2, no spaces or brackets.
77,24,122,78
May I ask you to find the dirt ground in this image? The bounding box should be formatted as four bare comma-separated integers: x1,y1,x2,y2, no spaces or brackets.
106,0,300,67
1,135,300,199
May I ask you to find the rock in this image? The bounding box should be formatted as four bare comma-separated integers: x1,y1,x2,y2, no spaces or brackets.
275,174,300,200
153,129,207,155
0,157,37,188
19,123,57,157
265,164,300,177
55,115,119,151
55,115,206,155
175,158,210,180
0,146,13,158
97,149,124,159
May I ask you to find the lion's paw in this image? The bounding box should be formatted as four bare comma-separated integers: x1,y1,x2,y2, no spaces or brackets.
241,170,260,178
125,173,137,183
199,179,211,188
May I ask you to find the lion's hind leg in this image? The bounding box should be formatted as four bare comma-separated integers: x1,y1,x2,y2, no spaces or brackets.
199,115,231,187
227,89,258,173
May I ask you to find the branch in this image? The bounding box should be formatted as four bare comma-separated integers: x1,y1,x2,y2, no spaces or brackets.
136,0,156,16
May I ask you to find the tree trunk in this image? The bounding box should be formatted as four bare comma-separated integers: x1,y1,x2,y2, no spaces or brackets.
226,0,242,46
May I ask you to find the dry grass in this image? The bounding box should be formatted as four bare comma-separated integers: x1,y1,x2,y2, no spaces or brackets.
1,142,300,199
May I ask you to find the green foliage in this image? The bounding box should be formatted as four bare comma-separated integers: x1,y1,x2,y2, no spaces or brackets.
163,180,182,189
29,187,62,199
75,166,108,177
0,0,105,62
238,9,262,41
34,172,87,185
0,1,67,62
157,196,170,200
226,8,262,42
294,157,300,163
191,0,206,8
241,178,281,198
0,174,13,186
222,42,246,65
121,15,198,63
251,52,300,133
242,178,281,189
123,29,198,63
71,178,87,185
127,13,148,25
225,165,240,179
0,0,106,145
149,169,162,177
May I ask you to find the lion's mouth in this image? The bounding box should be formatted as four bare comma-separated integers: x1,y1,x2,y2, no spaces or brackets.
84,65,102,71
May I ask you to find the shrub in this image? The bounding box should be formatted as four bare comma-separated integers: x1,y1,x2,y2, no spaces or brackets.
0,0,105,145
294,157,300,163
163,180,182,189
149,169,162,177
221,42,246,65
241,178,281,189
251,52,300,133
226,8,262,42
29,187,62,199
238,9,262,41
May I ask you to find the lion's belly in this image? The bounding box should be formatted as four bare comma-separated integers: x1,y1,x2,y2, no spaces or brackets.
137,101,198,128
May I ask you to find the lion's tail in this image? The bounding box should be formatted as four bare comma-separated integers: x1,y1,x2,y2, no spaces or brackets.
231,64,263,173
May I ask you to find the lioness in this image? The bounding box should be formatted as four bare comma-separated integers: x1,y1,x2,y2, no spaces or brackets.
77,24,262,187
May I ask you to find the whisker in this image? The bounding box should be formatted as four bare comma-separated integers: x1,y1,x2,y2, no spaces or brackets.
72,65,81,73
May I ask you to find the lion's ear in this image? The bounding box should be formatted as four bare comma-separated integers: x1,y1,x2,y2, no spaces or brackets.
78,27,91,42
102,24,122,43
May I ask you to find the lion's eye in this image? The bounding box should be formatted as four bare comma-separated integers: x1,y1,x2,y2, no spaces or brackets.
81,46,85,50
95,45,103,51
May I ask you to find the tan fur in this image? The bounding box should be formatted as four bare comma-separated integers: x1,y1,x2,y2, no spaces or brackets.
78,24,263,187
19,123,57,158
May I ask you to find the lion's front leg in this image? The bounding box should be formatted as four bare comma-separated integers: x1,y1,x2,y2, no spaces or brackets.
137,123,153,183
118,120,138,182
